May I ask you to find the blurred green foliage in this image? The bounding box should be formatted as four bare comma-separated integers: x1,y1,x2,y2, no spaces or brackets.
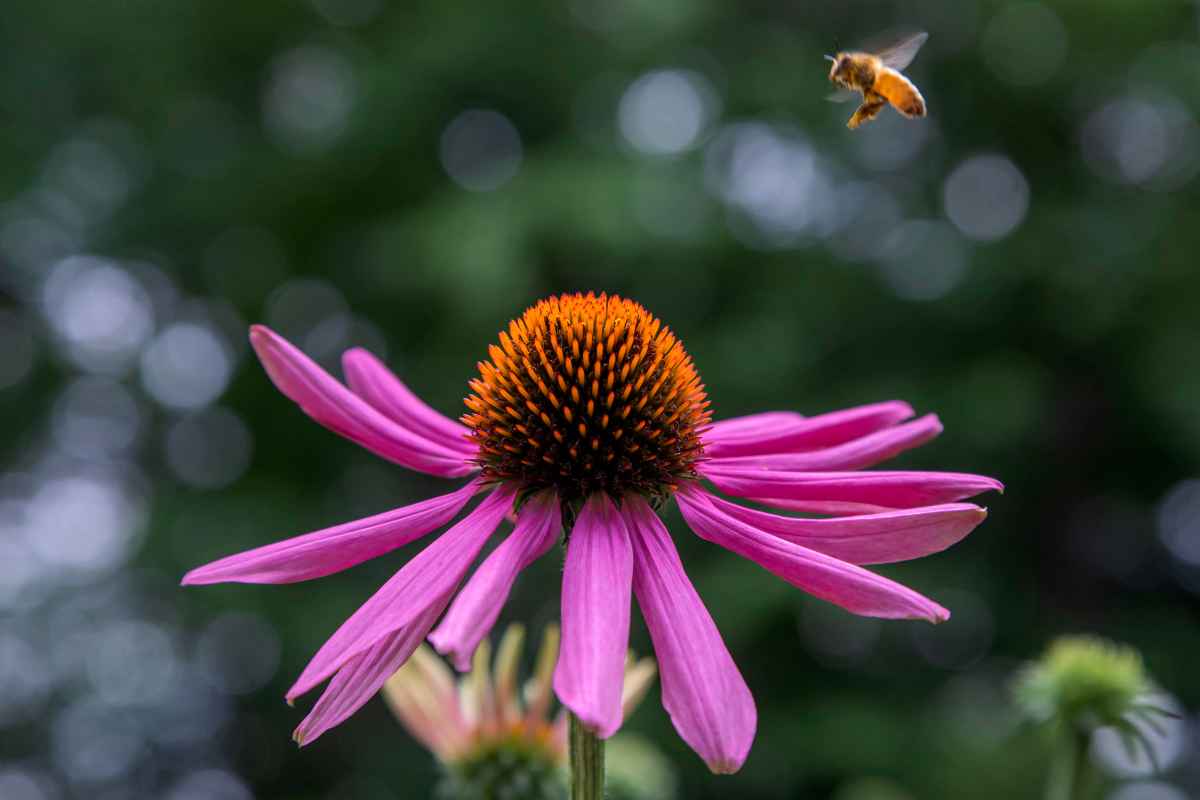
2,0,1199,798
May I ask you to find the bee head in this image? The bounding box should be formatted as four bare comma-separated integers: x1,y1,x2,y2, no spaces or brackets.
825,53,846,81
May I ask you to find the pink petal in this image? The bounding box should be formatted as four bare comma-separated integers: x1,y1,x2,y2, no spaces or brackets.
699,464,1003,511
293,604,443,745
382,647,466,758
734,498,902,515
688,488,987,565
553,494,633,739
342,348,476,457
702,401,915,459
250,325,474,478
182,480,481,585
287,485,515,703
624,496,755,774
705,414,943,472
702,411,805,440
429,492,561,671
677,487,949,622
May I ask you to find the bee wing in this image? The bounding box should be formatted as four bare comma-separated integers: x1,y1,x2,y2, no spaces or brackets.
827,88,858,103
874,31,928,71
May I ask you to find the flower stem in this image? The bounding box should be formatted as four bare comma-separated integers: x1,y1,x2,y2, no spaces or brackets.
1047,728,1092,800
569,712,605,800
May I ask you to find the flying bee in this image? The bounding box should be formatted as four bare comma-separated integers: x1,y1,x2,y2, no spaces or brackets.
826,31,928,129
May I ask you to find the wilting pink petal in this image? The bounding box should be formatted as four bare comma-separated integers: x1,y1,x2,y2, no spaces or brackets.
688,487,987,565
526,625,560,724
492,626,525,726
342,348,476,457
700,464,1002,511
294,604,443,745
250,326,474,478
382,647,466,759
461,640,498,730
553,494,633,739
703,401,915,458
624,496,755,774
677,488,949,622
429,492,561,671
383,674,450,755
182,480,482,585
288,485,515,703
706,414,943,472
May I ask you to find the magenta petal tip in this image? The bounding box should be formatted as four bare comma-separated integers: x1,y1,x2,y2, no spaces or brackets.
707,756,745,775
427,632,473,673
248,324,275,353
180,565,220,586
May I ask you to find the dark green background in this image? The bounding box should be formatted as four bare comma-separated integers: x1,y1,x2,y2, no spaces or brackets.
1,0,1198,798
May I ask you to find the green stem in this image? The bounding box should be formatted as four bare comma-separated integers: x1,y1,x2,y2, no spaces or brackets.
569,712,605,800
1046,728,1092,800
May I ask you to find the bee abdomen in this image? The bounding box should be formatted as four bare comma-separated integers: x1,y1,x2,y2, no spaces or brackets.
873,68,926,118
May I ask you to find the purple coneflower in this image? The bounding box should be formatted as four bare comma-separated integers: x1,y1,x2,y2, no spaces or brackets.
183,292,1000,772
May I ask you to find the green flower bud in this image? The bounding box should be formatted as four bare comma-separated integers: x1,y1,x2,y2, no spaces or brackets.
1014,635,1176,769
436,739,566,800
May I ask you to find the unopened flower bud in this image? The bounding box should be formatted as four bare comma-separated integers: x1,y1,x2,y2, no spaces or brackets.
1014,635,1176,768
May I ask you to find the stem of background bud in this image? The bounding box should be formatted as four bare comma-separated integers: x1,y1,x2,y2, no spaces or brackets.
569,712,604,800
1046,728,1091,800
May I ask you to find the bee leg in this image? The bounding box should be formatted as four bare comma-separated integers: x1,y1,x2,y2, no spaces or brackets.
847,94,887,129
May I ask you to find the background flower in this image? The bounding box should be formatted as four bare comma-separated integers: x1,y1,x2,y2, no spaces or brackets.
382,624,666,800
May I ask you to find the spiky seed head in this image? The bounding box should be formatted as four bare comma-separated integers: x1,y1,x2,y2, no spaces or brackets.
463,293,710,507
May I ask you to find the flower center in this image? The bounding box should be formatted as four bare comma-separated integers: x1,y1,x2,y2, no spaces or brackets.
464,293,710,505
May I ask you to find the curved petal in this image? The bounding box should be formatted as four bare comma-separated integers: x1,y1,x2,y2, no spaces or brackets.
382,646,466,759
250,325,474,478
706,414,943,472
702,401,914,459
553,494,633,739
624,496,755,774
287,485,515,703
527,624,559,725
182,480,482,585
676,487,949,622
689,488,987,565
460,639,498,730
342,348,476,457
740,498,905,515
429,492,561,671
700,464,1003,511
702,411,805,440
493,625,526,726
293,603,443,745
